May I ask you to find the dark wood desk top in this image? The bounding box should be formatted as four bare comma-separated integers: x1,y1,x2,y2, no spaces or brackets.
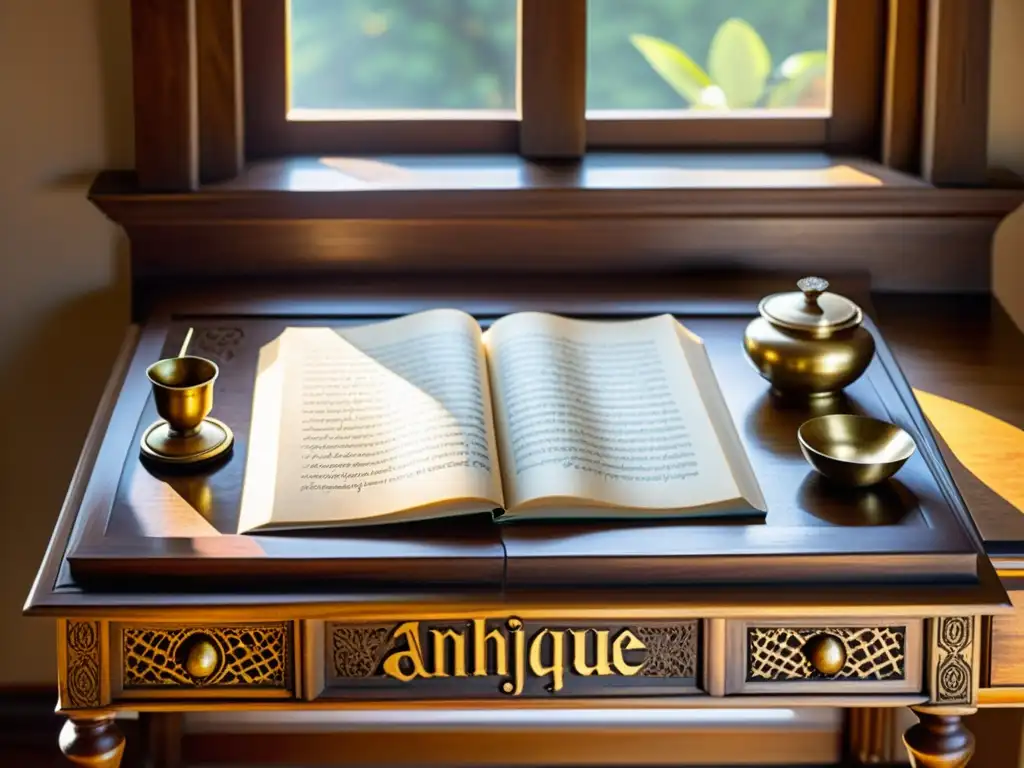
37,276,983,596
26,275,1021,617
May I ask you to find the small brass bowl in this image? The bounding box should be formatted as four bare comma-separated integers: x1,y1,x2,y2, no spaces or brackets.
798,414,916,488
146,356,218,437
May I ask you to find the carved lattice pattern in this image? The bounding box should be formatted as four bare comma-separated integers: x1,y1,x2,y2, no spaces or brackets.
747,626,906,682
123,625,289,688
633,623,698,678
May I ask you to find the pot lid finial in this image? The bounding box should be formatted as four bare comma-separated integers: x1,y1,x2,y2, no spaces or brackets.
758,276,863,335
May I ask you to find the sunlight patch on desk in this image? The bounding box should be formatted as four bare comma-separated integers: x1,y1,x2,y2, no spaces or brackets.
914,389,1024,513
127,469,220,537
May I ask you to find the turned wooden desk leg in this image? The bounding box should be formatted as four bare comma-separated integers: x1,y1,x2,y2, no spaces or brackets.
903,708,976,768
59,714,126,768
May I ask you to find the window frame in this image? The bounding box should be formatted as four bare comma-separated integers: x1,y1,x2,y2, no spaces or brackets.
241,0,885,159
586,0,886,154
244,0,580,158
107,0,1016,319
126,0,992,190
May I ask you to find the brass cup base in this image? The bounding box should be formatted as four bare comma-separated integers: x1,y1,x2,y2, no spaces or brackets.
770,388,843,403
140,417,234,466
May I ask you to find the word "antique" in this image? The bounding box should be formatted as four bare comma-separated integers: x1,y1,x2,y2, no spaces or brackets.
380,618,647,695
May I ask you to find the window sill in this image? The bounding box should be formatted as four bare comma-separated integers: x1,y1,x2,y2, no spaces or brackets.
89,153,1024,295
91,152,1023,222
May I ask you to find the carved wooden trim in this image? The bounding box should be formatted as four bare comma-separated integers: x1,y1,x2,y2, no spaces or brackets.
633,624,698,678
331,625,394,679
928,616,980,706
64,621,103,709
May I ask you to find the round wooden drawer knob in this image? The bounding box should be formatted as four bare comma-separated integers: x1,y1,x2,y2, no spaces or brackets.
803,633,847,676
184,636,220,680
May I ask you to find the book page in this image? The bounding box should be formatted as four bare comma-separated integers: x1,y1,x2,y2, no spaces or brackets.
239,309,503,532
483,312,741,512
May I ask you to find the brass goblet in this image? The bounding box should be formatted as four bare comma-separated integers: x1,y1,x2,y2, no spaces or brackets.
141,356,233,465
147,356,218,437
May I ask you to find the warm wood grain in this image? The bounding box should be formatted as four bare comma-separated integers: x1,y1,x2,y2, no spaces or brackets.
502,315,978,587
989,591,1024,686
846,707,905,763
882,0,926,172
53,303,982,590
239,0,284,158
519,0,585,158
921,0,992,185
914,391,1024,520
22,275,1016,617
586,115,829,150
86,156,1023,293
140,713,182,768
114,217,1000,294
59,715,125,768
76,320,505,588
131,0,198,191
829,0,887,154
180,723,841,765
874,295,1024,550
197,0,243,183
903,709,975,768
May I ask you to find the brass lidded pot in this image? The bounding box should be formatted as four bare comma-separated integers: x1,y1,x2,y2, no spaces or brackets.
743,276,875,398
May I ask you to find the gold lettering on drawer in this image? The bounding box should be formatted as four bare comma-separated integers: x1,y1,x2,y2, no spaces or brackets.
327,620,699,697
122,625,290,689
747,626,906,682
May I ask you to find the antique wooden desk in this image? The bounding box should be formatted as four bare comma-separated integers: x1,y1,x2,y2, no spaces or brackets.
25,277,1024,768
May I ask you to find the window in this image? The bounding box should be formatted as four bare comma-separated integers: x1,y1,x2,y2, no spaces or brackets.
109,0,1005,298
288,0,519,115
586,0,831,114
244,0,884,157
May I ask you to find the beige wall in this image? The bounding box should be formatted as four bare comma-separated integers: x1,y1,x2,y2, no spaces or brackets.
0,0,133,683
0,0,1021,686
991,0,1024,330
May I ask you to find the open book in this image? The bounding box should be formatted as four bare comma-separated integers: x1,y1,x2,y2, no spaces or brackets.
238,310,765,533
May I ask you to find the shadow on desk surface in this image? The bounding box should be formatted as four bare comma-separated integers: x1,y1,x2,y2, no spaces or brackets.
52,303,986,594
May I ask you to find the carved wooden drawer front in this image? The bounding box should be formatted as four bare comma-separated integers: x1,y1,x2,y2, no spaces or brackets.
112,622,296,700
724,619,923,695
310,619,702,699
